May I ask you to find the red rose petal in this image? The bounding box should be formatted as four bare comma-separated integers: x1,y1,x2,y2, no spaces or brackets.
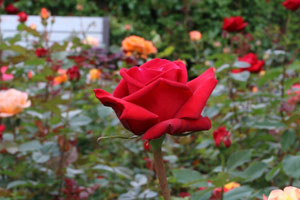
142,117,211,140
123,78,192,121
94,89,159,135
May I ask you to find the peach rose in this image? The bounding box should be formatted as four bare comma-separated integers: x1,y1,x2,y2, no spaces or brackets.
89,69,101,81
0,89,31,117
122,35,157,59
189,31,202,41
53,69,68,85
40,8,50,20
83,36,99,47
268,186,300,200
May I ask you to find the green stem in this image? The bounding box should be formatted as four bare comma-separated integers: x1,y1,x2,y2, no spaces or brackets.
150,137,171,200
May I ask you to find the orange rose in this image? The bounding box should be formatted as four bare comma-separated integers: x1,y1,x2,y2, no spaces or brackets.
53,69,67,85
122,35,157,59
40,8,50,20
0,89,31,117
189,31,202,41
268,186,300,200
89,69,101,81
224,182,240,191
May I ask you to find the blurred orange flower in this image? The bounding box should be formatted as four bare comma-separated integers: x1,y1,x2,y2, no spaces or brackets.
53,69,67,85
122,35,157,59
224,182,240,191
267,186,300,200
40,8,50,20
89,69,101,81
0,89,31,117
189,30,202,41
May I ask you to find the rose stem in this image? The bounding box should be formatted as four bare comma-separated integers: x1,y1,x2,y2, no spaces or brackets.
150,136,171,200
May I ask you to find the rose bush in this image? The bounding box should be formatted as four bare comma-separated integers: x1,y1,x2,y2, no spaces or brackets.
94,58,217,140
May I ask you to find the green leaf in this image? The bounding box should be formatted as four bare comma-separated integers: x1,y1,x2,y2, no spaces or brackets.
191,189,211,200
280,130,296,152
233,162,267,181
265,164,281,181
282,155,300,179
230,71,250,82
223,186,253,200
70,115,92,126
157,46,175,58
227,150,251,170
172,169,203,184
212,172,229,187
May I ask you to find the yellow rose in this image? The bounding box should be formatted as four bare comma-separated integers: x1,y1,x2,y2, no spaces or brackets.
89,69,101,81
0,89,31,117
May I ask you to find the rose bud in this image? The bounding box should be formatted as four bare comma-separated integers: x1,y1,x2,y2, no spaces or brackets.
189,31,202,41
40,8,50,20
35,48,48,57
282,0,300,10
232,53,264,74
0,125,5,140
5,3,18,14
213,127,231,148
67,66,81,81
18,11,28,23
94,58,217,140
222,16,248,32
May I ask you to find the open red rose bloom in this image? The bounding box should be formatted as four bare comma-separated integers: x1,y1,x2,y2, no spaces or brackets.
232,53,264,73
94,58,218,140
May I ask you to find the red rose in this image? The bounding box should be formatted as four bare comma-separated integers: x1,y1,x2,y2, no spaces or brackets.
179,192,191,198
0,124,5,140
67,66,81,81
18,11,28,22
222,16,248,32
232,53,264,73
143,141,151,151
282,0,300,10
5,3,18,14
94,58,218,140
213,127,231,148
35,48,48,57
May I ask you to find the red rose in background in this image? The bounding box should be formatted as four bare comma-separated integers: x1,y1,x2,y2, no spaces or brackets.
144,141,151,151
282,0,300,10
5,3,18,14
18,11,28,22
67,66,81,81
35,48,48,57
0,125,5,140
94,58,218,140
232,53,264,73
222,16,248,32
213,127,231,148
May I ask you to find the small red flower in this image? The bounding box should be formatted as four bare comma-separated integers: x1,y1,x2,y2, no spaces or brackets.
213,127,231,148
35,48,48,57
232,53,264,74
0,125,5,140
143,141,151,151
67,66,81,81
282,0,300,10
5,3,18,14
18,11,28,22
222,16,248,32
